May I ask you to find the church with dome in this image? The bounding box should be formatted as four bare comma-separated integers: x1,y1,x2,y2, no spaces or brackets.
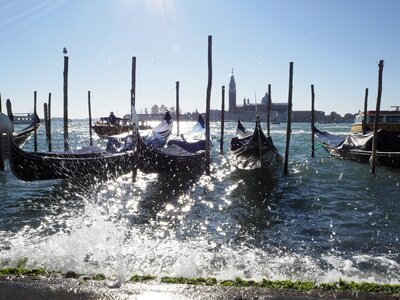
208,71,326,123
225,72,289,122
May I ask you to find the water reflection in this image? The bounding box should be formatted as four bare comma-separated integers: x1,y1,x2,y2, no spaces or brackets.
132,172,202,227
227,168,282,245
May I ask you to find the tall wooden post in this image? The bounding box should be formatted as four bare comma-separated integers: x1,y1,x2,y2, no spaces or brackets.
88,91,93,146
63,55,69,151
6,99,13,123
267,84,271,136
131,57,138,180
44,103,50,151
370,60,384,174
284,62,293,175
131,57,136,110
176,81,180,135
311,84,315,158
362,88,368,134
47,93,52,152
205,35,212,176
220,85,225,154
33,91,38,152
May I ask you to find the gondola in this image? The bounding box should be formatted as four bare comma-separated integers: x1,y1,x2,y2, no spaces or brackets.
12,113,41,147
313,126,400,167
138,113,206,174
230,116,281,169
9,133,137,181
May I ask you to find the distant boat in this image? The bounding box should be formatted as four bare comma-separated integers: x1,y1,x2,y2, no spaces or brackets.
138,120,152,131
12,113,35,124
13,113,41,147
92,116,133,138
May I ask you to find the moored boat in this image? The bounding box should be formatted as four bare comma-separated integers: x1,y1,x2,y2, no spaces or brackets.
9,133,137,181
351,106,400,134
314,123,400,168
230,117,281,169
92,114,133,138
138,112,206,174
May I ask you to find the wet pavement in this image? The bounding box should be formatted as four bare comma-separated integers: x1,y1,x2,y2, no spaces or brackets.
0,277,397,300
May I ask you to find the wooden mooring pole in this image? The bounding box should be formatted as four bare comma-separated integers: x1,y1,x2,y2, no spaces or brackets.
44,103,49,151
63,55,69,151
131,57,136,109
47,93,52,152
220,85,225,154
33,91,37,152
205,35,212,176
284,62,293,175
88,91,93,146
267,84,271,136
176,81,180,135
362,88,368,134
131,56,138,180
311,84,315,158
6,99,13,123
370,60,384,174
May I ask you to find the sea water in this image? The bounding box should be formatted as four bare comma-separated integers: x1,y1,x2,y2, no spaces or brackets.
0,120,399,285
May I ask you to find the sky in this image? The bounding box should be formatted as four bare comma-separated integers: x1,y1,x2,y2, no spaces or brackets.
1,0,400,119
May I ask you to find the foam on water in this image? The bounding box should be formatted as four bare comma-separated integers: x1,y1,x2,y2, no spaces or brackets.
2,183,399,285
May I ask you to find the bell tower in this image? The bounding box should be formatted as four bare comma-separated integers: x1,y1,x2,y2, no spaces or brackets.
228,69,237,112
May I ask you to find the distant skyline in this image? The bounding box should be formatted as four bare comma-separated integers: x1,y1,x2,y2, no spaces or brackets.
1,0,400,119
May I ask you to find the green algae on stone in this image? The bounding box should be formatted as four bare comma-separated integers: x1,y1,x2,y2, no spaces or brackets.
1,268,400,296
0,267,46,277
92,274,106,281
130,274,157,282
161,276,217,286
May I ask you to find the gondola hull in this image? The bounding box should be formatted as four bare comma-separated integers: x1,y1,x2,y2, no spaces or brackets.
230,118,281,169
320,140,400,167
9,140,136,181
231,137,279,169
138,140,205,174
92,124,131,138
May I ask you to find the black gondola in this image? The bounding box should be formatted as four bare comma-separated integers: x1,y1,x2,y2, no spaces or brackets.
138,113,206,174
9,134,137,181
314,126,400,167
230,117,281,169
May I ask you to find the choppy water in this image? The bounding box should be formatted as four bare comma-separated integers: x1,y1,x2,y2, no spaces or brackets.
0,120,399,285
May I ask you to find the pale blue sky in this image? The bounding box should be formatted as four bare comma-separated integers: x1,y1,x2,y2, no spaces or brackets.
1,0,399,118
